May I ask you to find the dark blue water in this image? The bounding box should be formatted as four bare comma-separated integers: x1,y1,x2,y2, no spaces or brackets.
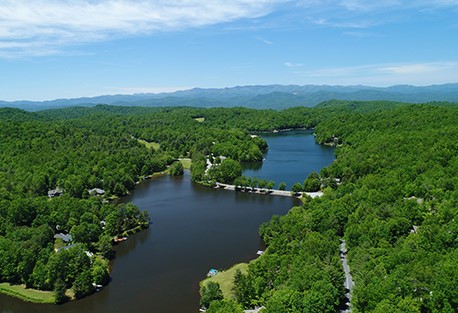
0,131,334,313
243,130,335,189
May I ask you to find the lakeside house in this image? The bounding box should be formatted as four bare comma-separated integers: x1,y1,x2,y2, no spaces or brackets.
88,188,105,196
48,187,63,198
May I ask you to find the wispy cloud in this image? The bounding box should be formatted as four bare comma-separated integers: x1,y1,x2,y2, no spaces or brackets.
298,62,458,86
338,0,403,12
300,0,458,30
2,1,458,58
0,0,284,57
285,62,303,67
257,37,273,45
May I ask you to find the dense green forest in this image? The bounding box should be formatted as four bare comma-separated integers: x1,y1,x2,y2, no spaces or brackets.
1,101,457,311
220,104,458,313
0,104,315,302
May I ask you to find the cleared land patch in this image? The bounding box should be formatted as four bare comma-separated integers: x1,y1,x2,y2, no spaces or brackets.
0,283,55,304
200,263,248,299
179,158,192,169
137,139,160,151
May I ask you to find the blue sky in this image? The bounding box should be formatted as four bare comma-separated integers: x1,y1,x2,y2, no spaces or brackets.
1,0,458,101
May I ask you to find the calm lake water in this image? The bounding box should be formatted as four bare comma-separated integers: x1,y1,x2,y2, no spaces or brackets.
243,130,335,189
0,130,334,313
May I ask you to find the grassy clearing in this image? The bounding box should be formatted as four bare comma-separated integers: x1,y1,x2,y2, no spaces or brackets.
0,283,55,304
179,158,192,169
200,263,248,300
194,117,205,122
137,139,160,151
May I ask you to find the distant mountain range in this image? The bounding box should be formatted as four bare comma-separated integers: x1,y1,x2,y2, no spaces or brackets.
2,83,458,111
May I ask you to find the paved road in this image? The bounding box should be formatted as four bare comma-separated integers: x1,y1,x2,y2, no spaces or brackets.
340,239,354,313
215,182,323,198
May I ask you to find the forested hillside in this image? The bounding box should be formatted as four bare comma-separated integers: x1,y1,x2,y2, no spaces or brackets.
1,102,457,311
0,105,315,303
224,104,458,313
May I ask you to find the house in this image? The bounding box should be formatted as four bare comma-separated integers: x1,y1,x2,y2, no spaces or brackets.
54,233,73,242
48,187,63,198
88,188,105,196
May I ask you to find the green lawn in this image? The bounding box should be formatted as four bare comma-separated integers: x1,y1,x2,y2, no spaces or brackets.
137,139,160,151
179,158,192,169
0,283,55,304
200,263,248,300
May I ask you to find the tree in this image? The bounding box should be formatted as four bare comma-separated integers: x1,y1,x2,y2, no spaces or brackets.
92,258,110,286
113,182,127,197
291,182,303,195
200,281,224,309
53,277,68,304
250,177,259,191
169,161,184,176
73,269,95,299
217,158,242,184
97,234,114,259
234,269,254,308
266,180,275,192
264,288,303,313
258,179,267,192
71,222,101,245
207,300,244,313
278,182,286,191
303,172,321,192
234,176,248,191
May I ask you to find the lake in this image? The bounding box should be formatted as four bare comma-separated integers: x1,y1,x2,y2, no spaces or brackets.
0,130,334,313
243,130,335,189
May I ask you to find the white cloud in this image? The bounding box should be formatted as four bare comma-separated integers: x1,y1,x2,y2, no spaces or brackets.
339,0,402,12
257,37,273,44
285,62,303,67
378,63,440,75
298,62,458,86
300,0,458,30
2,0,458,57
0,0,284,57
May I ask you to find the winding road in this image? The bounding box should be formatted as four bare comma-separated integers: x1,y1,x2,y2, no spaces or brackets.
340,239,354,313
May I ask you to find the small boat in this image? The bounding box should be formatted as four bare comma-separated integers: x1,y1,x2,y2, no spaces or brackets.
207,269,218,277
114,236,128,243
92,283,103,291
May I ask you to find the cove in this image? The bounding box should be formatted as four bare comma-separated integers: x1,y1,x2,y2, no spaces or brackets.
0,131,334,313
243,130,335,189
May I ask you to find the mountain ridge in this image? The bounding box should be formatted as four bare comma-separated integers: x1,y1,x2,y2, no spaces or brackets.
2,83,458,111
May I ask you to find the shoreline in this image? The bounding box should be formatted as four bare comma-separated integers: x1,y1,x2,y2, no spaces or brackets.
0,283,56,304
215,182,323,198
249,127,313,135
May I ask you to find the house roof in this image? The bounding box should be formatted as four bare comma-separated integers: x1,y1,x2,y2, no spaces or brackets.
88,188,105,195
54,233,73,242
